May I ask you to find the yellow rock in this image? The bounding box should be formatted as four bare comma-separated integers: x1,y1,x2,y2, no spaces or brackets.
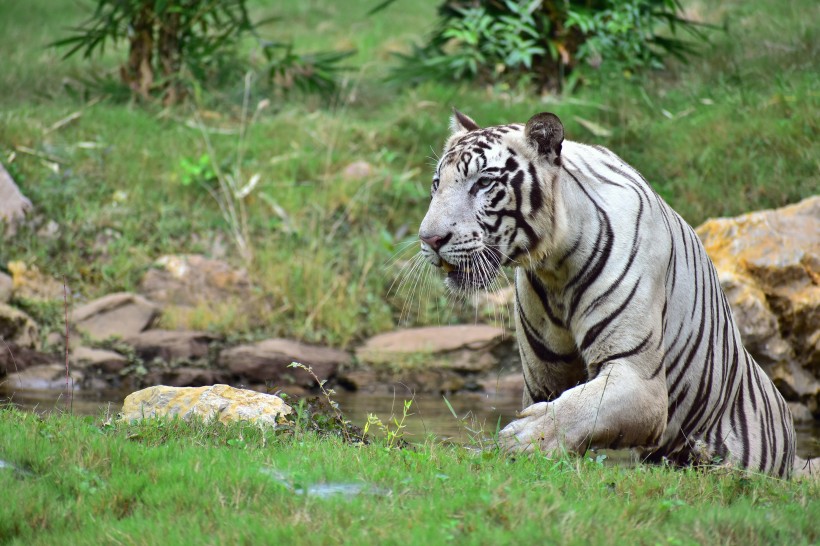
120,384,292,427
7,261,64,301
696,196,819,413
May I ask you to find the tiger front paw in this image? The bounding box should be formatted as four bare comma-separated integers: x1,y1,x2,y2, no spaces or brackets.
497,402,562,454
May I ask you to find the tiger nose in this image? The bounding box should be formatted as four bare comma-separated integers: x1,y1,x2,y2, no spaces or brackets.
420,233,448,251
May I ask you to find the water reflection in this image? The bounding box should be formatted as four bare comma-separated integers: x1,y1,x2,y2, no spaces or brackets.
2,386,818,458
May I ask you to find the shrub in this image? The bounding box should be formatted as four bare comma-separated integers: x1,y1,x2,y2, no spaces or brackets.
53,0,352,103
392,0,709,90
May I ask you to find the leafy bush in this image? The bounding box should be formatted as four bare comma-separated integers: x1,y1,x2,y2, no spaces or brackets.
393,0,709,90
53,0,352,103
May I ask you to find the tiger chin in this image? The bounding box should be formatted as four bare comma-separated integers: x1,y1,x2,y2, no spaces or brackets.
419,109,816,478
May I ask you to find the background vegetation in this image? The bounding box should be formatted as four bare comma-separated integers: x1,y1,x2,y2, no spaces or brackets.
0,0,817,347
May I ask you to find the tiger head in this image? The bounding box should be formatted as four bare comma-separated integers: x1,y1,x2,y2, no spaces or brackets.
419,110,564,292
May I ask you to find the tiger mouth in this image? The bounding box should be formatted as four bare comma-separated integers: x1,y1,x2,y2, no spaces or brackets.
439,256,499,291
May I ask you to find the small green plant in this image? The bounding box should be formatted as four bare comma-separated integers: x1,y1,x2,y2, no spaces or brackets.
177,154,217,187
287,361,357,443
363,399,413,449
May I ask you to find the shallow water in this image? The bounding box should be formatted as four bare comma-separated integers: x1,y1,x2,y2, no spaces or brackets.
2,386,818,458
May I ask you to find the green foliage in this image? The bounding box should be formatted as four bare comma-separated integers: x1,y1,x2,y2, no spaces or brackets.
52,0,256,102
565,0,704,83
51,0,352,102
393,0,708,89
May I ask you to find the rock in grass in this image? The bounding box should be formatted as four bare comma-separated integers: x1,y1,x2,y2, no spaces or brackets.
120,384,292,427
7,261,63,301
138,254,252,307
71,292,160,341
0,162,32,237
0,272,12,303
0,302,39,349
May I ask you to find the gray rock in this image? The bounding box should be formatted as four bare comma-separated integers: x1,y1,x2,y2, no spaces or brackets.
4,363,81,390
71,292,160,341
0,272,12,303
144,366,230,388
478,372,526,397
44,331,63,348
0,302,39,348
356,325,507,372
71,346,129,374
125,329,218,363
788,402,814,423
0,162,32,237
338,368,465,395
0,343,55,375
221,339,350,387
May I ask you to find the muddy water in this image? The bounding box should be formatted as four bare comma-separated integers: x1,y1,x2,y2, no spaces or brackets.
2,386,818,458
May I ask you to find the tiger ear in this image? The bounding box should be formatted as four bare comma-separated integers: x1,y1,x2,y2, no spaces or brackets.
450,108,480,134
525,112,564,166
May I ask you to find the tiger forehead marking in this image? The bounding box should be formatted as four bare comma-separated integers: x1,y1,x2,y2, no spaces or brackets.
439,127,524,187
417,110,808,478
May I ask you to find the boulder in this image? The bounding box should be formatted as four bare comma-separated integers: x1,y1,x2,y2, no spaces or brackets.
0,272,12,303
0,342,55,376
696,196,820,415
356,325,508,372
789,402,814,424
0,162,32,237
71,346,129,374
144,367,230,388
119,384,291,427
0,302,39,348
337,368,466,395
220,339,350,388
125,329,218,363
139,254,252,307
7,261,63,301
71,292,160,341
477,372,526,397
4,363,81,391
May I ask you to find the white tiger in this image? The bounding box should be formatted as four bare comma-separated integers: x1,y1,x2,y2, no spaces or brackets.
418,110,814,478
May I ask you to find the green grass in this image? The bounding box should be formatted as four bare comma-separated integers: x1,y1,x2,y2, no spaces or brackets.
0,0,817,345
1,408,817,545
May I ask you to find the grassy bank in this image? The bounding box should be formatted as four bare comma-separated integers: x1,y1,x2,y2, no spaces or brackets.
1,408,817,545
0,0,817,346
